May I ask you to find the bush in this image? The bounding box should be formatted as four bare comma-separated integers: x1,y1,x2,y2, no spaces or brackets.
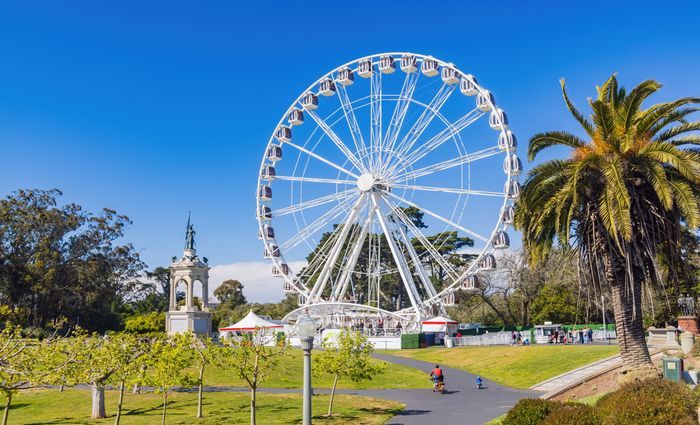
541,403,600,425
596,378,698,425
501,398,564,425
124,311,165,334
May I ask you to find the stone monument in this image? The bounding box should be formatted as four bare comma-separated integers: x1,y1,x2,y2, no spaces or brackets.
165,215,212,336
677,294,700,335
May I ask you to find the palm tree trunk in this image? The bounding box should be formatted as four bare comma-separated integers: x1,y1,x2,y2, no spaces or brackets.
2,393,12,425
327,374,339,416
115,380,125,425
605,254,653,369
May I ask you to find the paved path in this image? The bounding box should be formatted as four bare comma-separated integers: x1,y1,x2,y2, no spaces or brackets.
530,354,622,393
371,354,537,425
201,353,536,424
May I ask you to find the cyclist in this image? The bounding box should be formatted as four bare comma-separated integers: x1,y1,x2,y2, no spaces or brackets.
430,364,444,389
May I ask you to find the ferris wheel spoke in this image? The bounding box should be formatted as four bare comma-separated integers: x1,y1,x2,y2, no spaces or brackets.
386,191,489,243
273,189,356,217
335,82,368,164
371,193,423,313
273,175,355,185
391,183,505,198
394,109,485,177
386,196,460,282
304,109,366,173
370,70,383,173
331,212,372,302
383,83,456,175
395,145,502,183
381,70,420,169
307,195,367,304
381,196,442,304
284,140,360,179
278,200,352,252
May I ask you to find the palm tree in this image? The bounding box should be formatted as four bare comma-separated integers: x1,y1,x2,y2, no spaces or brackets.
515,75,700,370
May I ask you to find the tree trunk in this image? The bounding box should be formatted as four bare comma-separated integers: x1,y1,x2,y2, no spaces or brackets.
250,387,256,425
161,393,168,425
91,384,107,419
59,384,64,392
197,364,205,418
327,374,339,416
115,380,125,425
132,383,140,394
604,254,653,369
2,393,12,425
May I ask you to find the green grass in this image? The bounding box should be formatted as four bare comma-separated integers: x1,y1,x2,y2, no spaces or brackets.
483,390,610,424
387,345,619,389
200,349,427,390
6,389,404,424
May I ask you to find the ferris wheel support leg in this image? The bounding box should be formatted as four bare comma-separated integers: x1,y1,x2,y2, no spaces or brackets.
371,193,423,316
381,196,446,317
332,213,372,302
306,195,366,305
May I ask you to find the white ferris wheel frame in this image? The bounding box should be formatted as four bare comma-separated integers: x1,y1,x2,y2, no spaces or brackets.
255,52,519,326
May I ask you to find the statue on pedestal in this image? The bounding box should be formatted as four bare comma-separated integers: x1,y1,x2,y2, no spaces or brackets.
679,294,696,316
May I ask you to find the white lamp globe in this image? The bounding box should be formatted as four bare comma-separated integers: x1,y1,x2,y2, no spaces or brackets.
296,312,316,339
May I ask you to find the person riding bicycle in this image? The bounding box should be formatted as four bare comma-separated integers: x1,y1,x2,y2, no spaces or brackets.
430,364,444,386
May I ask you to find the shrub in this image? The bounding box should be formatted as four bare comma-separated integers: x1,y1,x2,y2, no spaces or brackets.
596,378,698,425
124,311,165,334
501,398,564,425
541,403,600,425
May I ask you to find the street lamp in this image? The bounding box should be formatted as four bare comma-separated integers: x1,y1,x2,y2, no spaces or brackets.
296,311,316,425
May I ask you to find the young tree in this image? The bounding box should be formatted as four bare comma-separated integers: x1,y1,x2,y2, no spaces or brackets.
214,330,287,425
0,326,39,425
516,75,700,370
313,329,386,416
189,333,217,419
106,333,153,425
144,333,196,425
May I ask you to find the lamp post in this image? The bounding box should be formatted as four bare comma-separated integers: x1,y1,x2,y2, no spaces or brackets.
296,312,316,425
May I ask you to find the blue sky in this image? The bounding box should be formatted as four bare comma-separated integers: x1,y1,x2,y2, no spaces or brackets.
2,1,699,301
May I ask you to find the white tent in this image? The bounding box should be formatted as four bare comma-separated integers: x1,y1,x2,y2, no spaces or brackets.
421,316,458,334
219,310,284,332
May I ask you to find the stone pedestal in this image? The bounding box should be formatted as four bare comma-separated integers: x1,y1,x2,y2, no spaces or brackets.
678,316,700,335
647,326,681,350
166,309,212,336
680,331,695,355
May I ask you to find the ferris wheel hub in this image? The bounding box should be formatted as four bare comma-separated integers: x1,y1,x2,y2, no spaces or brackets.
357,173,377,192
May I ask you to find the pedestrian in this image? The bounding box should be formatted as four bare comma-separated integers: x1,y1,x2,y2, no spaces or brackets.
516,331,522,345
578,329,584,344
588,327,593,343
511,331,516,346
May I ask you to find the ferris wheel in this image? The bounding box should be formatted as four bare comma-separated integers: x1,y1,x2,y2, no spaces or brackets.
256,52,519,328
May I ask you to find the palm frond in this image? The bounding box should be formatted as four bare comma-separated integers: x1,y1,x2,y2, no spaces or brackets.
619,80,662,131
656,121,700,142
636,97,700,135
560,79,595,137
639,142,700,184
590,100,616,144
670,135,700,146
668,178,700,228
527,131,586,161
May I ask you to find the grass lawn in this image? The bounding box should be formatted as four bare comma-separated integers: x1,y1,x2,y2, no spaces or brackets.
387,345,619,389
200,349,427,390
7,389,403,425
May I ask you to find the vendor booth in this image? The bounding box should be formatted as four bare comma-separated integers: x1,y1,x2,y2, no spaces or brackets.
421,316,458,345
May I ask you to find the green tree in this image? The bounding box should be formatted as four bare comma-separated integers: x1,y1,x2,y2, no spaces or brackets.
144,333,196,425
515,75,700,370
214,279,247,308
190,334,217,419
106,333,152,425
314,330,386,416
214,331,287,425
0,189,145,331
0,325,40,425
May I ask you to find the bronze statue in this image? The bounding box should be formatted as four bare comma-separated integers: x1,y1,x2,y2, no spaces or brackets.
185,213,196,250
